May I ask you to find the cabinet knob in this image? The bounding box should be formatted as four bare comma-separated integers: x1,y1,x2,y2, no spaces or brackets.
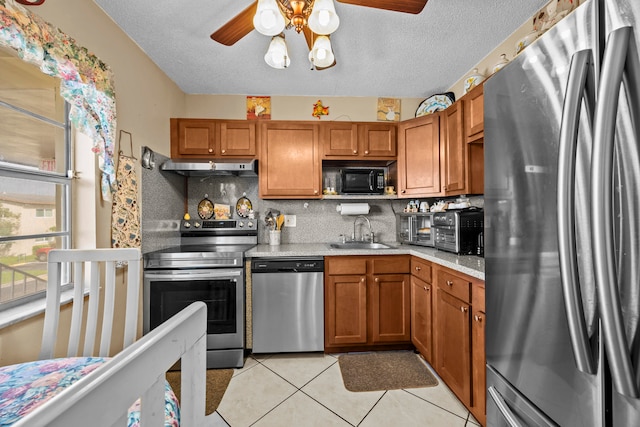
221,149,226,154
461,306,468,313
474,315,483,322
401,189,406,194
353,150,357,154
443,185,448,191
361,277,365,282
208,148,213,153
314,190,318,194
423,286,428,291
446,280,453,287
364,150,369,154
415,266,421,271
374,277,379,282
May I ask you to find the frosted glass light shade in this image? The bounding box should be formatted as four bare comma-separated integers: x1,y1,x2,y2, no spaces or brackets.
309,35,334,68
254,0,286,36
265,35,290,69
308,0,340,35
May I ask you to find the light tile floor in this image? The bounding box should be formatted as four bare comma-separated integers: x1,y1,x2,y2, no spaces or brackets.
210,352,480,427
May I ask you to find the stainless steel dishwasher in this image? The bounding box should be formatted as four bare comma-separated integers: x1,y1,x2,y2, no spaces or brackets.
251,257,324,353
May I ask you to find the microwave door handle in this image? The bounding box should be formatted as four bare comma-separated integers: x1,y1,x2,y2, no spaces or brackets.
557,49,596,374
592,26,639,398
368,171,375,192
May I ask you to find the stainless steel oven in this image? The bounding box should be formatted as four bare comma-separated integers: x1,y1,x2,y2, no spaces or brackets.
143,219,257,369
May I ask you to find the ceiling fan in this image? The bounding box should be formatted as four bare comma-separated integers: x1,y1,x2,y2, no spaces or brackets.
210,0,428,70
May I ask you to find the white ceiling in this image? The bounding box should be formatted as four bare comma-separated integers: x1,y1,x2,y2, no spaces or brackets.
93,0,548,99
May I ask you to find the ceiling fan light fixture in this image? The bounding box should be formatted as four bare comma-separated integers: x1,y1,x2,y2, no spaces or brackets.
254,0,286,36
265,34,290,69
309,35,335,68
308,0,340,35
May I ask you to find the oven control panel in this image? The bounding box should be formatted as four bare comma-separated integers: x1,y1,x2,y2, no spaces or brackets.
181,219,257,232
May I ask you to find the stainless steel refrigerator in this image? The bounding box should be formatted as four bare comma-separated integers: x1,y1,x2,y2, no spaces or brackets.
484,0,640,425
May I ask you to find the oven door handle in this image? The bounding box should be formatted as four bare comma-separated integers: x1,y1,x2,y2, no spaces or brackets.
144,269,242,280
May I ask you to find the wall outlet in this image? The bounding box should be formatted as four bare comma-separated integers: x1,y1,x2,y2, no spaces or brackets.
284,215,296,227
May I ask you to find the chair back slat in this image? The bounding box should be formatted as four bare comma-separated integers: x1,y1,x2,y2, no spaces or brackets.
39,248,142,360
66,261,85,357
99,260,117,357
83,260,101,357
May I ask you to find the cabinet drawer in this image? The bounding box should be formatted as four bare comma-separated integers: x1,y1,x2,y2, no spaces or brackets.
325,256,367,275
437,269,471,303
372,255,410,274
472,282,485,312
411,257,432,283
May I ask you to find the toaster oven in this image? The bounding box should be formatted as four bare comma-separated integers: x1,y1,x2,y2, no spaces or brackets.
396,212,435,247
432,209,484,255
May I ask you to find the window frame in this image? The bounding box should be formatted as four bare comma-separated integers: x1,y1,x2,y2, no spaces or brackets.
0,98,72,311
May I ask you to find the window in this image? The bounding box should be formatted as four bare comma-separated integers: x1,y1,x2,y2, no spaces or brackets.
0,46,71,309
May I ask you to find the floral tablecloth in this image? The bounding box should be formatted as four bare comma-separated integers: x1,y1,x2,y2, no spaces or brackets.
0,357,179,426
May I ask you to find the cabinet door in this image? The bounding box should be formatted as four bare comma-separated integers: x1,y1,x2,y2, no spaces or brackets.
397,114,441,197
471,283,486,426
411,275,433,363
259,122,321,198
325,274,368,346
436,289,471,407
173,119,216,156
442,102,466,195
464,84,484,143
371,274,411,343
359,123,397,158
219,121,256,157
321,122,358,157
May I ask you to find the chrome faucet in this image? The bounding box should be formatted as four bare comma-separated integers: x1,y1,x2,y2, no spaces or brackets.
353,215,374,243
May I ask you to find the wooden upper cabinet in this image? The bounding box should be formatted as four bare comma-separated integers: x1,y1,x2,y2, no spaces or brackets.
219,121,256,156
321,122,396,159
321,122,359,157
259,121,322,199
397,113,441,197
359,123,397,158
170,118,256,158
442,101,466,195
172,119,216,156
464,84,484,143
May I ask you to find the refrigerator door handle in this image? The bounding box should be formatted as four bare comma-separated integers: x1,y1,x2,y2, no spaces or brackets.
488,386,524,427
557,48,596,375
592,26,639,398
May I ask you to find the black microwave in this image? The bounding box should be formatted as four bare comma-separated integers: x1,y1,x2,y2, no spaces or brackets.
340,168,385,194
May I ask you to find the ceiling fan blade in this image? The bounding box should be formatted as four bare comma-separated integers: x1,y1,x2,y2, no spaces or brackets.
210,2,258,46
336,0,427,14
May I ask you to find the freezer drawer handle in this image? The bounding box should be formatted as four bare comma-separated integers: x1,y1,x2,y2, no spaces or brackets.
488,386,524,427
557,48,596,375
592,26,640,398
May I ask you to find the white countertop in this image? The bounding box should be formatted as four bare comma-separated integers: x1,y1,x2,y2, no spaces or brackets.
246,243,485,281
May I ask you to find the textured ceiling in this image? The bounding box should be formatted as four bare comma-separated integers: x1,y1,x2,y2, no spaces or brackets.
93,0,548,98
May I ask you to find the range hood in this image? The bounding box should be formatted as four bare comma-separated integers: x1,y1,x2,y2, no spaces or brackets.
161,159,258,177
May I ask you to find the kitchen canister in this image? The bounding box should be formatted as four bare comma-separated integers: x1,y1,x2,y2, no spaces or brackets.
491,54,509,74
269,230,281,246
463,68,486,94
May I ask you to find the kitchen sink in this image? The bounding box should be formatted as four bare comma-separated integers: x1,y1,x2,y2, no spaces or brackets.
328,242,395,250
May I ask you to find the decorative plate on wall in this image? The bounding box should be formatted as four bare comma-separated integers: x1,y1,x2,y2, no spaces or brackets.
197,195,214,219
415,92,456,117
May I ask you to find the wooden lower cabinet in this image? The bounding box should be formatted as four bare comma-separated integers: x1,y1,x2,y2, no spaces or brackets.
471,283,486,426
410,257,433,363
433,264,486,425
324,255,411,352
411,275,433,363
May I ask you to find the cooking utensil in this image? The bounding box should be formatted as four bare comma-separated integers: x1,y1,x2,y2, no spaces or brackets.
276,214,284,230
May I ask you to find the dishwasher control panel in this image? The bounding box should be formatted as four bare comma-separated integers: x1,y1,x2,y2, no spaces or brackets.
251,257,324,273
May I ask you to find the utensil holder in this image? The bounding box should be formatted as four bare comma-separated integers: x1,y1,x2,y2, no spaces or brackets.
269,230,281,246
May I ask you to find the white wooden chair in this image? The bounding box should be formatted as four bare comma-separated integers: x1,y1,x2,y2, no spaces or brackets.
39,248,142,359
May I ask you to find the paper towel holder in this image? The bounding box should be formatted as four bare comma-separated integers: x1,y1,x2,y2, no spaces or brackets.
336,203,370,215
